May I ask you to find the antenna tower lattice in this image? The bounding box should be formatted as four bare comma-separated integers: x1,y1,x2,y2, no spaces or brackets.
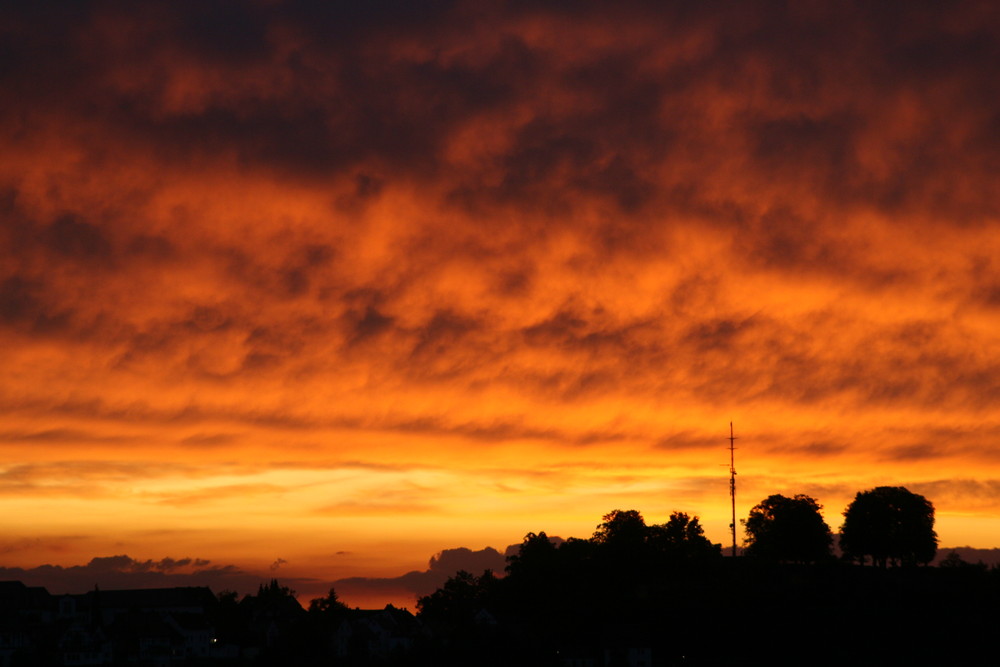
728,422,738,557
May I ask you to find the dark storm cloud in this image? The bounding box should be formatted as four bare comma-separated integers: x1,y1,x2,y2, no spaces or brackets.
0,276,66,332
735,208,896,285
408,309,481,359
2,1,997,311
45,214,114,261
3,0,993,223
344,306,396,346
685,316,759,352
1,2,503,181
0,199,183,340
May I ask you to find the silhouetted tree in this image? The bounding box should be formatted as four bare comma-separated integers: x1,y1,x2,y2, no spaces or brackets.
308,587,348,615
840,486,937,567
592,509,647,547
505,531,558,578
256,578,298,603
591,509,653,577
554,536,598,583
743,494,833,563
648,512,722,560
416,569,499,622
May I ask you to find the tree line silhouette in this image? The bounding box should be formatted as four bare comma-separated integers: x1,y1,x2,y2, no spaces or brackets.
2,485,997,665
407,485,996,666
742,485,938,566
127,485,1000,664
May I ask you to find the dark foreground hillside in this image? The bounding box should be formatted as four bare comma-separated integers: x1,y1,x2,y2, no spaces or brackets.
414,558,1000,667
1,558,996,666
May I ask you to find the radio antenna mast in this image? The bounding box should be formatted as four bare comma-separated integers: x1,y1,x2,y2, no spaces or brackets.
728,422,738,557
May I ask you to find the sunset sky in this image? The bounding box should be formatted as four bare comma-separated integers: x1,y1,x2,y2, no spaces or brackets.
2,1,1000,607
